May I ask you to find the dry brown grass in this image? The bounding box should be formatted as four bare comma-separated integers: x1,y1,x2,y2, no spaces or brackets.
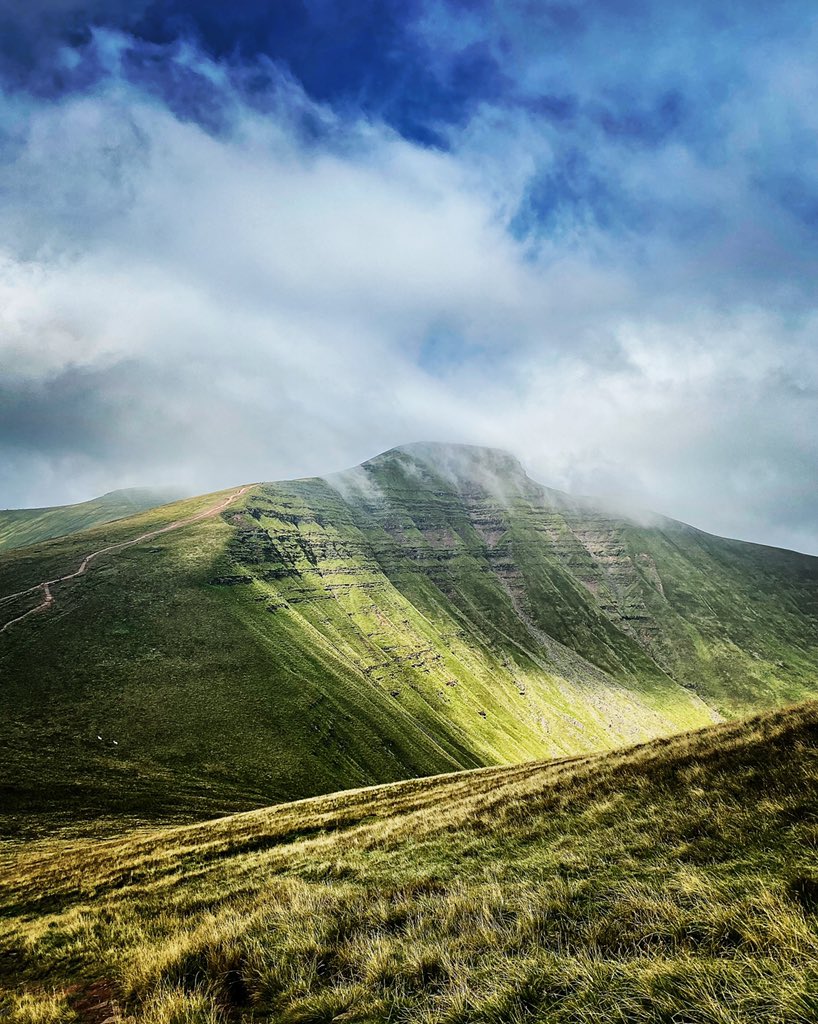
3,702,818,1022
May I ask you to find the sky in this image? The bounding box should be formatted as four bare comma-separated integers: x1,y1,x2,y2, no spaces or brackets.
0,1,817,553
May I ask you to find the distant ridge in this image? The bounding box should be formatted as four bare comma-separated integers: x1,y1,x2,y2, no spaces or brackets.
0,487,181,551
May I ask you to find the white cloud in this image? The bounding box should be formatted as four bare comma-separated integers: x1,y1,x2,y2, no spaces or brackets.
0,36,817,554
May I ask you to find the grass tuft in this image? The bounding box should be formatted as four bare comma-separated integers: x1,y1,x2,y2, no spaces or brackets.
4,701,818,1021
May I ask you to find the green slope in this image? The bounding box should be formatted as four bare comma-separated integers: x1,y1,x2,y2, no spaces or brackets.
0,487,179,552
1,443,817,825
4,701,818,1023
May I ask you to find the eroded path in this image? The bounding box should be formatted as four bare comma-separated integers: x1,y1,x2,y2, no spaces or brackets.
0,486,248,634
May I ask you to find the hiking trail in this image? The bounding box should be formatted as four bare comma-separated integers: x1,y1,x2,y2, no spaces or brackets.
0,487,249,634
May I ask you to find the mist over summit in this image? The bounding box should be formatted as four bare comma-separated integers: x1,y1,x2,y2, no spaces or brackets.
1,3,817,553
2,440,816,827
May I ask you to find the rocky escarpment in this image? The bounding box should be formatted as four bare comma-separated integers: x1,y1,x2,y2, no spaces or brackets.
220,444,818,724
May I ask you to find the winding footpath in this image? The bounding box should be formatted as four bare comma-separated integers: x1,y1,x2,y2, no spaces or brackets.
0,486,249,635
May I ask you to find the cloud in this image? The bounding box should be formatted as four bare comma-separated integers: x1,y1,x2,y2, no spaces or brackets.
0,53,515,498
0,16,816,555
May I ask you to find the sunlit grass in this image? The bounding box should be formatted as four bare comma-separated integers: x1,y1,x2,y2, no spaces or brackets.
3,701,818,1021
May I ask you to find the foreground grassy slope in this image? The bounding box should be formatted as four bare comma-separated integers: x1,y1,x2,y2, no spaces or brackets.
1,443,817,825
4,701,818,1023
0,488,178,552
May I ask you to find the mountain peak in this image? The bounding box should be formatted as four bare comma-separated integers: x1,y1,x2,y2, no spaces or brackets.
360,441,536,498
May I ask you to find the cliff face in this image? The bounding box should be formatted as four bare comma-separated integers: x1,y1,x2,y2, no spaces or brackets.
244,443,818,710
2,443,817,825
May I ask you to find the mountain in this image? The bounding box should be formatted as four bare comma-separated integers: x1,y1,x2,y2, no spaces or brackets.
0,487,180,552
1,442,817,827
4,701,818,1023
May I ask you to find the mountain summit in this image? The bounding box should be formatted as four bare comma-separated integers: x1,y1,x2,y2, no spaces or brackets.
362,441,536,492
1,443,817,827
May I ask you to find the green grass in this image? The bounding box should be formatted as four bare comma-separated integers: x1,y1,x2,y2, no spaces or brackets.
0,489,179,552
1,444,817,827
3,700,818,1022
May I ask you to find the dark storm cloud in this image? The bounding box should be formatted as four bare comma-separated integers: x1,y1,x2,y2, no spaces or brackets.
0,361,165,459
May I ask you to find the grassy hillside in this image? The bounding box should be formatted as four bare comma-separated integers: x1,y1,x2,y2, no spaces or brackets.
1,443,817,824
3,701,818,1023
343,445,818,717
0,488,179,552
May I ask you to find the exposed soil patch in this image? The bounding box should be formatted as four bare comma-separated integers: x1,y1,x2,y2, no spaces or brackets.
67,979,118,1024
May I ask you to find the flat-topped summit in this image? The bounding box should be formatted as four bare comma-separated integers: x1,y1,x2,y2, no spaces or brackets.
357,441,539,498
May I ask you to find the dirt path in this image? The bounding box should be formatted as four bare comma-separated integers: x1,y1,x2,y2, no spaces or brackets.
0,486,249,635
